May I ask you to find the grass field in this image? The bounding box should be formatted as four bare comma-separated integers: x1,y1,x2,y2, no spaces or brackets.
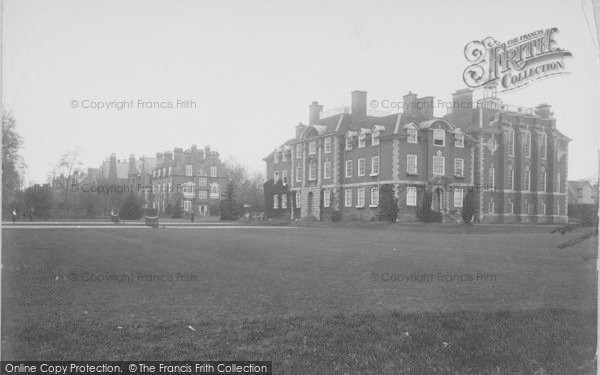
1,224,597,374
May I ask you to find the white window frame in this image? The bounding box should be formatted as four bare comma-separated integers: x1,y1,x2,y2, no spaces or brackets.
525,131,531,158
406,186,417,206
274,171,280,182
323,189,331,208
433,129,445,146
540,133,547,159
508,199,514,214
524,166,530,191
508,164,514,190
488,200,494,214
282,170,288,184
309,141,316,155
508,129,515,157
282,151,288,162
296,166,302,182
185,165,193,176
274,152,279,163
198,190,208,200
308,162,317,181
454,158,464,177
407,129,417,143
433,156,445,175
455,133,464,148
358,158,366,176
346,137,353,151
345,160,353,178
324,137,331,153
273,195,279,209
358,135,366,148
183,200,192,212
540,167,546,192
370,187,379,207
345,189,352,207
407,154,417,175
357,188,365,207
210,166,217,177
488,167,495,190
324,161,331,179
296,144,302,159
371,156,380,176
453,188,463,208
372,132,380,146
281,194,287,209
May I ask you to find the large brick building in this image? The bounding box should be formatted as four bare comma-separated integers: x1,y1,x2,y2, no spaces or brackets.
151,145,227,217
265,88,570,224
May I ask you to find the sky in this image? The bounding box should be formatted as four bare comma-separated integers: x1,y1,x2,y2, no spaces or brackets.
3,0,600,185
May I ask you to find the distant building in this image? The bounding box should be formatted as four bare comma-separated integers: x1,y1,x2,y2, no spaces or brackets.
568,180,596,205
151,145,227,217
127,155,157,208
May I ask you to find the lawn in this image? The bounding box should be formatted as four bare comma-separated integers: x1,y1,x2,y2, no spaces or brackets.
1,224,597,373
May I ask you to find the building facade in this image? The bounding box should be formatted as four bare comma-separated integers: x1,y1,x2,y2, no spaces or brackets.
151,145,227,217
265,91,476,222
265,88,570,224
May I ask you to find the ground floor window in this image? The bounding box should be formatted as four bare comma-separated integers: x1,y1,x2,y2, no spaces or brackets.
281,194,287,209
453,188,463,208
183,200,191,212
296,193,301,208
406,186,417,206
370,187,379,207
345,189,352,207
323,190,331,208
357,188,365,207
273,195,279,209
508,199,513,214
488,200,494,214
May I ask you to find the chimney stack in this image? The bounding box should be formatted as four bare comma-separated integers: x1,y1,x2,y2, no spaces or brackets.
535,103,552,119
173,148,184,160
109,153,117,179
351,91,367,121
451,88,473,114
416,96,434,118
156,152,163,165
309,101,323,125
128,154,136,176
164,151,173,163
403,91,418,115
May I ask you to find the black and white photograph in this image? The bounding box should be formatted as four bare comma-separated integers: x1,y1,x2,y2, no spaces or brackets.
1,0,599,373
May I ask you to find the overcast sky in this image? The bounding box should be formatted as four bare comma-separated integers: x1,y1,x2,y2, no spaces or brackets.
3,0,600,184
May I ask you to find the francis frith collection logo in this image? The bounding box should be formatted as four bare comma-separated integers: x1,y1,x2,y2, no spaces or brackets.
463,27,573,91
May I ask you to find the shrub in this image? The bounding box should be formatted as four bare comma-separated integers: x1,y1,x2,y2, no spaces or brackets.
462,190,475,224
422,210,443,223
331,210,342,222
120,193,142,220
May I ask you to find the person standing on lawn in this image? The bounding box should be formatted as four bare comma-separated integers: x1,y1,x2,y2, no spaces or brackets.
11,209,17,224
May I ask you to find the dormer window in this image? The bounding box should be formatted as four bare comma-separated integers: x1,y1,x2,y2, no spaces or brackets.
455,133,464,148
185,165,192,176
346,137,353,151
372,132,380,146
358,134,366,148
407,128,417,143
433,129,445,146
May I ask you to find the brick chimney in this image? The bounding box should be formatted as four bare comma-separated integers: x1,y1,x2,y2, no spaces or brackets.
109,153,117,179
164,151,173,163
351,91,367,122
173,148,183,161
535,103,552,119
451,88,473,114
416,96,434,118
128,154,136,176
309,101,323,125
155,152,163,165
403,91,417,115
